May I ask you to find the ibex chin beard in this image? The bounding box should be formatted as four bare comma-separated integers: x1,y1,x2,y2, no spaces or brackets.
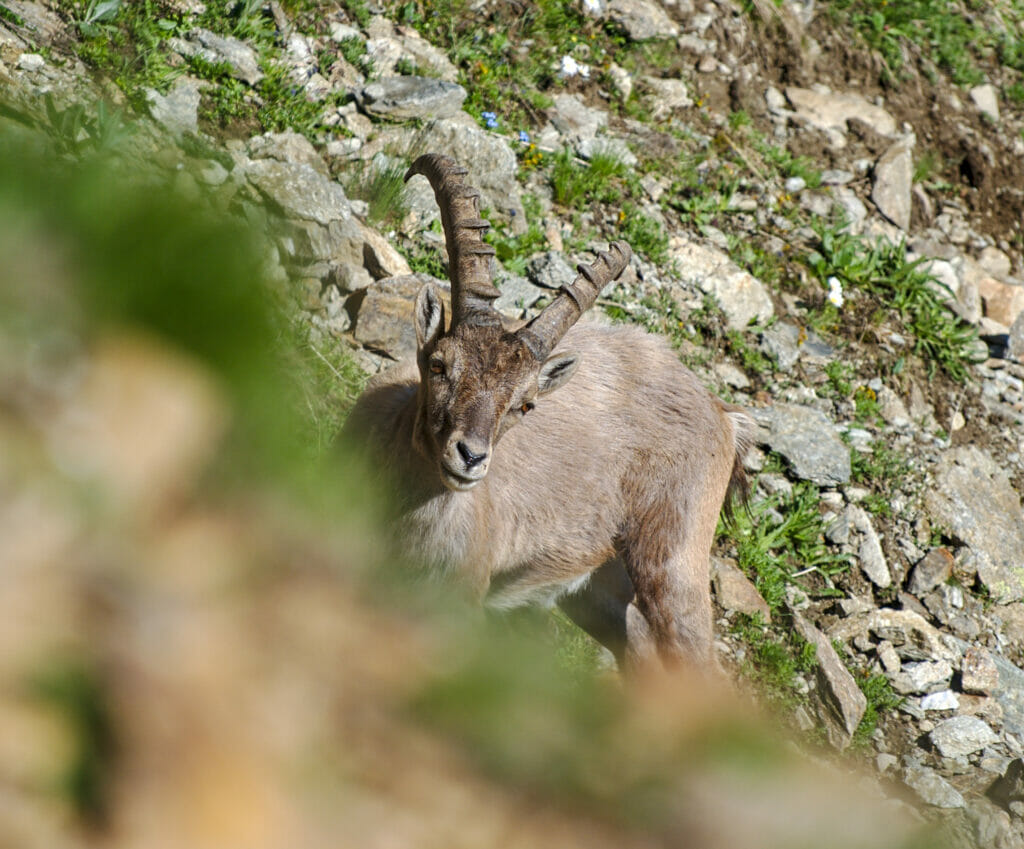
439,464,484,491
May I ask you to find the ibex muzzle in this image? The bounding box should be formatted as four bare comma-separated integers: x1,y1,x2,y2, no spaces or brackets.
346,153,754,672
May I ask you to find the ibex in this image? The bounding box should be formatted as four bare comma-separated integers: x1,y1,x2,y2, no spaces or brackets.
347,153,755,670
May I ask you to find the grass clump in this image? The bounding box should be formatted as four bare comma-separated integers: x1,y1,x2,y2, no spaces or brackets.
620,204,668,264
344,156,411,228
29,656,115,824
62,0,184,103
823,360,855,399
390,0,620,134
550,148,631,209
828,0,990,85
726,479,850,614
486,195,548,275
806,226,980,381
850,439,912,518
731,613,818,713
38,94,136,158
338,34,375,76
852,671,903,748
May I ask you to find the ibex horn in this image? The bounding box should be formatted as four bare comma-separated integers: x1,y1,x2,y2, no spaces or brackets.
519,240,632,359
405,154,501,329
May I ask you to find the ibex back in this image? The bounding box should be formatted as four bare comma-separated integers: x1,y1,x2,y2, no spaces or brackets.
347,153,755,670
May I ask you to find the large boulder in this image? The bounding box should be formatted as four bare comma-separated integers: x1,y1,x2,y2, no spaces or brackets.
925,446,1024,603
668,235,773,330
357,76,467,121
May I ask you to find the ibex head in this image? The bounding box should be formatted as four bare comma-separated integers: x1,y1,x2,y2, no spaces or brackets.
405,154,631,492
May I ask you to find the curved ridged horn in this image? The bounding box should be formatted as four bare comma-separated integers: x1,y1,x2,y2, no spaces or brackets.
519,240,632,359
405,153,501,329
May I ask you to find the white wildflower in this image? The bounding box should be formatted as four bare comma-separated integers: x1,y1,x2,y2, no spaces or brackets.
827,275,844,308
559,55,590,79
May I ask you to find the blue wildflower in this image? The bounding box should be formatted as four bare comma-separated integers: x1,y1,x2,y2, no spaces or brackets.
481,110,498,129
518,130,530,143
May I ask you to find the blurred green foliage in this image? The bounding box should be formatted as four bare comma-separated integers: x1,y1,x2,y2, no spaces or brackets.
0,120,367,511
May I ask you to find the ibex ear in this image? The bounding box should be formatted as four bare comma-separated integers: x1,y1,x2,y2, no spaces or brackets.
537,353,579,396
414,283,445,352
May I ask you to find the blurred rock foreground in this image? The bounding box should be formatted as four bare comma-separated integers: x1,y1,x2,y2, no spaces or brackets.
2,0,1024,845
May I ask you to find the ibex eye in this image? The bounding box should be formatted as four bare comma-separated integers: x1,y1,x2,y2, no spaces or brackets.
520,402,534,414
429,360,445,376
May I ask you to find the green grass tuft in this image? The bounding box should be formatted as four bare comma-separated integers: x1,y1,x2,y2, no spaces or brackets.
806,225,980,381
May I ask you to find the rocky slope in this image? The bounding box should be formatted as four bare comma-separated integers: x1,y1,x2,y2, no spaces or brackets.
3,0,1024,845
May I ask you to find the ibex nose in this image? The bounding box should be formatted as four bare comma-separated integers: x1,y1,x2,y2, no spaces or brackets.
456,441,488,469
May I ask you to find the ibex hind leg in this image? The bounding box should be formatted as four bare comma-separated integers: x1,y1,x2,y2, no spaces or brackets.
620,504,717,670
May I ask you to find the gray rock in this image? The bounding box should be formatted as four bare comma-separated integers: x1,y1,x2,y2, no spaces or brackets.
2,0,66,42
969,83,1000,122
195,159,229,186
413,119,525,232
848,505,892,588
358,76,467,121
832,186,868,232
924,446,1024,603
891,660,953,695
246,160,352,225
875,385,911,427
248,131,328,176
825,509,851,545
548,93,609,142
1008,306,1024,362
174,28,263,86
602,61,631,101
606,0,679,40
799,191,833,219
494,273,545,318
393,28,459,81
793,613,866,750
962,646,1000,696
640,76,693,119
711,557,770,620
830,609,959,663
145,76,203,137
759,323,801,372
921,690,959,711
353,273,447,359
988,758,1024,810
668,235,773,330
713,362,750,390
526,251,577,291
785,86,897,142
755,404,851,486
877,640,901,674
877,752,899,773
16,52,44,72
821,169,854,185
872,138,914,231
576,135,637,168
979,245,1013,278
277,218,370,293
904,765,966,808
930,715,997,758
907,548,955,595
